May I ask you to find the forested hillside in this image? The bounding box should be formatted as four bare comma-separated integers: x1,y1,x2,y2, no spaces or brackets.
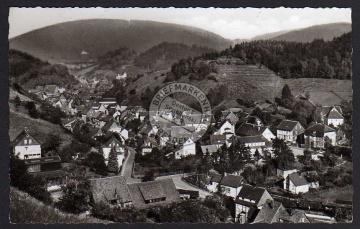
168,32,352,80
9,49,78,89
134,42,216,70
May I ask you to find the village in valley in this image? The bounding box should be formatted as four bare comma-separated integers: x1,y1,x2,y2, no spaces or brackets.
8,8,353,224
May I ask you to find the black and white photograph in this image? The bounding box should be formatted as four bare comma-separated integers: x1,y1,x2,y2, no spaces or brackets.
7,7,353,224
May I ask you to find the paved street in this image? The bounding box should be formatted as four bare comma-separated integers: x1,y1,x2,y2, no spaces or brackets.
121,147,211,197
120,147,141,184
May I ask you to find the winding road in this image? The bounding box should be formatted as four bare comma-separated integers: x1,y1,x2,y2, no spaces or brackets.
121,147,211,198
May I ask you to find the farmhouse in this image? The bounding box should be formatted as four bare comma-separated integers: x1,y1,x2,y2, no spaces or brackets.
277,120,305,144
90,176,133,208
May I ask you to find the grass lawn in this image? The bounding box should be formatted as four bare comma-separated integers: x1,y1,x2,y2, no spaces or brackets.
301,186,353,204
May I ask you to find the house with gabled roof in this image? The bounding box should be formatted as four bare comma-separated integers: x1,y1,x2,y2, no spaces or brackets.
61,117,79,132
283,173,311,194
277,120,305,144
235,185,273,223
11,128,62,173
236,123,275,141
304,123,336,148
127,179,181,209
321,106,344,127
251,200,310,224
207,173,245,198
89,176,133,208
213,120,235,139
11,128,42,160
102,120,129,140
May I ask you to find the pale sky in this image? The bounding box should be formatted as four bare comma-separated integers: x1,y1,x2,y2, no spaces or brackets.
9,7,351,40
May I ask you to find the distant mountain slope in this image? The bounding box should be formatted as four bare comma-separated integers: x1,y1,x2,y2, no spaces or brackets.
271,22,351,42
134,42,216,70
251,30,290,40
9,19,232,63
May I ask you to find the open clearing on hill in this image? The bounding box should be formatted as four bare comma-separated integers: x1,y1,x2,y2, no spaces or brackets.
127,64,352,107
10,187,109,224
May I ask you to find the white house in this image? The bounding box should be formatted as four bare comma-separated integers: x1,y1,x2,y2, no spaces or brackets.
207,173,245,198
277,120,305,143
12,129,42,160
174,138,196,159
304,123,336,148
283,173,310,194
214,120,235,136
321,106,344,127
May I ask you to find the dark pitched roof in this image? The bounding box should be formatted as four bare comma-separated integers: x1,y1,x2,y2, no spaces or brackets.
235,185,268,207
127,179,180,209
104,137,122,147
90,176,132,204
277,120,300,131
236,123,268,136
210,174,223,183
219,174,245,188
210,135,227,145
102,120,118,132
138,184,166,201
279,209,308,223
287,173,309,187
11,129,41,147
327,108,344,119
304,123,335,137
252,200,284,223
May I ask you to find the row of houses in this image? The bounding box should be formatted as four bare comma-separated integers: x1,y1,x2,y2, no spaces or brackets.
88,174,331,224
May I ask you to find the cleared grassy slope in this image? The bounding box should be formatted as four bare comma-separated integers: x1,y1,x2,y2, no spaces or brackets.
10,187,109,224
127,63,352,107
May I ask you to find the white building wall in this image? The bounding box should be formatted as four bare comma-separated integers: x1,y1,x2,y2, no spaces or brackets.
14,145,41,159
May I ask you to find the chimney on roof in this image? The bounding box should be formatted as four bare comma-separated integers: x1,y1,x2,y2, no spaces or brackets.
224,172,227,177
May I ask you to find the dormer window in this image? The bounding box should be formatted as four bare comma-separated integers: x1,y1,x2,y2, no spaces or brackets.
24,139,28,144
